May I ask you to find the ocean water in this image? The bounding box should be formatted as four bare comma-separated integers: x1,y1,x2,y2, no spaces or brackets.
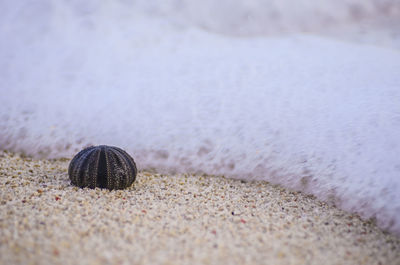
1,1,400,235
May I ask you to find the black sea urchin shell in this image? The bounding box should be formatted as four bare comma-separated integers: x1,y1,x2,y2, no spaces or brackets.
68,145,137,190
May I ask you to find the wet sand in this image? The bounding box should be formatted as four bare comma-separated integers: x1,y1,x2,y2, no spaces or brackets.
1,150,399,265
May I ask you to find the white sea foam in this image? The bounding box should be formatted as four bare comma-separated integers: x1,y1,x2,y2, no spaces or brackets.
1,1,400,235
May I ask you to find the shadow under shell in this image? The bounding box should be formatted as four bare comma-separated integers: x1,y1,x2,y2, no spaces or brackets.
68,145,137,190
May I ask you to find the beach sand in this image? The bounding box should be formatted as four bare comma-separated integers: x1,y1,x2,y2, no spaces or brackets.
1,150,399,265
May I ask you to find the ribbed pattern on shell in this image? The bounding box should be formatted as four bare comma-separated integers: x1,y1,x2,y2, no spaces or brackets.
68,145,137,190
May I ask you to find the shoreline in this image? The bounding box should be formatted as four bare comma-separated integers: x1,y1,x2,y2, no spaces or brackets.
1,151,399,265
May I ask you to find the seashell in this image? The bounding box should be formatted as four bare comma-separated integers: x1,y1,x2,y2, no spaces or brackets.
68,145,137,190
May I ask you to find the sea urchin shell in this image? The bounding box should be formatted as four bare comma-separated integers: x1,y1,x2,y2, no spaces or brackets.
68,145,137,190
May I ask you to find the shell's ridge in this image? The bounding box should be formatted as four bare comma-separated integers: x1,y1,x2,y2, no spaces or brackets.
68,147,91,185
113,147,137,183
110,148,128,188
111,151,123,189
86,148,101,188
104,148,113,189
97,147,108,189
77,147,96,188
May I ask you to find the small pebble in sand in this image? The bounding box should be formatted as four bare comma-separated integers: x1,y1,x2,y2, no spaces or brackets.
68,145,137,190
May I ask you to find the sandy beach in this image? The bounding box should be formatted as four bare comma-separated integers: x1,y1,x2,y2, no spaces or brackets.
0,150,399,265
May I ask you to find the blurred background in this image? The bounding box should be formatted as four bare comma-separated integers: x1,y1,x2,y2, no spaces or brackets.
127,0,400,48
1,0,400,49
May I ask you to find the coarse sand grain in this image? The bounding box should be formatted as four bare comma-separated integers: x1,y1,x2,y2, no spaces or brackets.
1,150,399,265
